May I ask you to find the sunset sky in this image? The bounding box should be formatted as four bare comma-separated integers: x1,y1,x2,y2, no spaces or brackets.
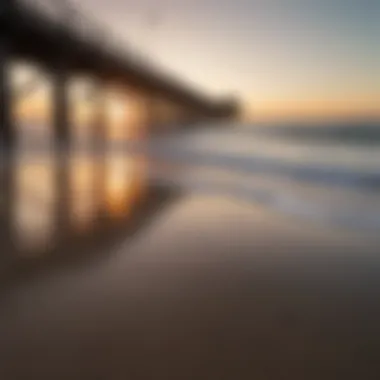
16,0,380,123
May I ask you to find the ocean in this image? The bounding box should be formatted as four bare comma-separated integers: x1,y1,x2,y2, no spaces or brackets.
148,121,380,231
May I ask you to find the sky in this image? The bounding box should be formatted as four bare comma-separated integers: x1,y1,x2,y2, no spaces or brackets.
19,0,380,123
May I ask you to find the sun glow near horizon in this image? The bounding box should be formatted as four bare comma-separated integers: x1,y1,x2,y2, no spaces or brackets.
242,96,380,124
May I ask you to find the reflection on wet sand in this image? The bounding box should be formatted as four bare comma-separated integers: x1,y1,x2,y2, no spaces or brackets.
103,153,146,219
1,152,175,283
69,154,97,230
13,155,56,253
3,149,380,380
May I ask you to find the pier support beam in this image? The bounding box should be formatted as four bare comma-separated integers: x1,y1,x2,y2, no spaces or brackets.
92,82,107,214
93,88,107,152
52,66,71,230
0,37,14,153
142,94,157,136
0,35,15,253
52,67,70,152
137,93,151,139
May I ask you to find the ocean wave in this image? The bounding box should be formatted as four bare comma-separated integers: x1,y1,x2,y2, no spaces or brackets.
150,168,380,232
148,143,380,191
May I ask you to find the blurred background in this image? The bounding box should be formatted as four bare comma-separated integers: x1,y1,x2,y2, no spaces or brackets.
1,2,380,378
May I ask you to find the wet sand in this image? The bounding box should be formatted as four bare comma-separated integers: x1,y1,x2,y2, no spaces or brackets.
1,192,380,379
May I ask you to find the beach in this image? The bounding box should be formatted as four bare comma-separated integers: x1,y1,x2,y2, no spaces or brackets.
1,126,380,379
1,189,380,379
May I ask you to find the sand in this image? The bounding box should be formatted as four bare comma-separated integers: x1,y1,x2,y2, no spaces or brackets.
1,192,380,379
